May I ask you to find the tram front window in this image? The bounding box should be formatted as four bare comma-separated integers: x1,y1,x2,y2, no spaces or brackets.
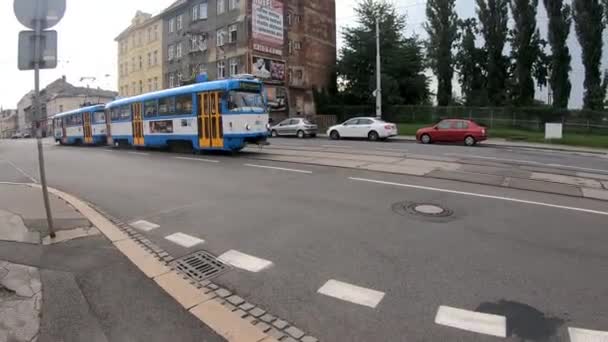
227,91,265,113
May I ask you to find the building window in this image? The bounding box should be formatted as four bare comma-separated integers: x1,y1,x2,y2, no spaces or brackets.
169,18,175,33
148,27,152,42
139,80,143,93
148,78,152,92
59,105,63,112
139,56,143,70
119,63,123,77
199,2,208,19
154,25,159,40
154,50,158,65
177,72,182,86
217,60,226,79
217,0,225,14
177,14,183,31
289,40,302,54
192,5,198,20
229,0,239,10
138,32,143,46
169,74,175,88
199,65,207,75
216,29,226,47
125,62,128,74
148,53,152,67
229,58,238,76
131,58,135,72
229,24,237,43
168,45,175,60
176,42,183,58
132,82,136,94
154,77,158,90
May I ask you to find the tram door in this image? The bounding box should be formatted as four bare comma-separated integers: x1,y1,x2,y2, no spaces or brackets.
198,92,224,149
131,103,145,146
83,112,93,144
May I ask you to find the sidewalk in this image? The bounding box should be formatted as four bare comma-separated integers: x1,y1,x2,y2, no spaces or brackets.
0,183,224,342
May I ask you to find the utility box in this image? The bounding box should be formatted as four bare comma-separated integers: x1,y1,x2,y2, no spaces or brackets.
545,123,563,140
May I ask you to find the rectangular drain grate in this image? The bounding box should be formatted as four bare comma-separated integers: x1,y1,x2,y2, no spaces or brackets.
173,250,230,282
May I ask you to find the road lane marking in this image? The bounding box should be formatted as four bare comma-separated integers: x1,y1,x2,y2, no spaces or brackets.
244,163,312,174
175,157,220,163
2,159,38,183
127,151,150,156
317,279,385,309
322,144,353,149
130,220,160,232
349,177,608,216
435,306,507,338
217,250,273,272
165,233,205,248
568,327,608,341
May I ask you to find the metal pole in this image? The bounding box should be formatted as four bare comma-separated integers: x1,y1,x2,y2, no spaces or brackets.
33,17,55,239
375,17,382,120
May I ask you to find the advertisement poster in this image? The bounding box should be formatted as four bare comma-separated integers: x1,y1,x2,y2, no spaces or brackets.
252,0,284,53
252,57,285,82
150,120,174,134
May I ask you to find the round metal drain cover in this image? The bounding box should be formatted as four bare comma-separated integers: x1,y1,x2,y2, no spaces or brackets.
392,201,453,218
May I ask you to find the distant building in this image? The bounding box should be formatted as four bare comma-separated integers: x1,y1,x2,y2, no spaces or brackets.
16,76,117,136
158,0,336,118
0,109,18,139
115,11,164,97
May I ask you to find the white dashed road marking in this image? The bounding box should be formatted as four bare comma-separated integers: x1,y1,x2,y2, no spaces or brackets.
317,279,385,309
217,250,273,272
127,151,150,156
568,327,608,342
164,233,205,248
244,164,312,174
175,157,220,163
434,305,507,338
349,177,608,217
130,220,160,232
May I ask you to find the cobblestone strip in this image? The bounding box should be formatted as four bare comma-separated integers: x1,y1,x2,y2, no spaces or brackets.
87,204,320,341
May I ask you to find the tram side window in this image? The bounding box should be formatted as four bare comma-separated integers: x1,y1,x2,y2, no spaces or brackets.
110,109,120,122
158,97,175,116
144,100,158,118
175,95,193,115
119,106,132,120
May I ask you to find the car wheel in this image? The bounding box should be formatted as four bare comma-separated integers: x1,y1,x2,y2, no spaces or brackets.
368,131,380,141
330,130,340,140
421,134,431,144
271,130,278,137
465,135,476,146
297,130,305,139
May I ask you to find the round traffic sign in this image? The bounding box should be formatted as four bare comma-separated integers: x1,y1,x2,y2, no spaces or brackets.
14,0,66,30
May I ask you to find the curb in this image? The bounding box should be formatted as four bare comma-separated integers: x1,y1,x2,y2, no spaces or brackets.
25,183,291,342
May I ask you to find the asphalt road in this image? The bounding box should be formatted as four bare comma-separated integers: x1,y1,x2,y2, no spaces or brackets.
2,138,608,341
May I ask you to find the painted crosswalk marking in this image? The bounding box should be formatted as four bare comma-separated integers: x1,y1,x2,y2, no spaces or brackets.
130,220,160,232
568,327,608,342
317,279,385,309
434,306,507,338
164,233,205,248
217,250,273,272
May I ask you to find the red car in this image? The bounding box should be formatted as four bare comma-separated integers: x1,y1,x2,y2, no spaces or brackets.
416,119,487,146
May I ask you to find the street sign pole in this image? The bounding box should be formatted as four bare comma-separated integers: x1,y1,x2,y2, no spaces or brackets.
32,17,56,239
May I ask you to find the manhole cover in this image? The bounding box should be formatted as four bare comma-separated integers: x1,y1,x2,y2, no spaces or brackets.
173,250,229,282
392,201,453,218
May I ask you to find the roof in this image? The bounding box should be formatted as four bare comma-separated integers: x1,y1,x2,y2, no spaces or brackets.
106,78,262,108
115,11,160,41
161,0,189,15
52,105,106,119
41,78,117,100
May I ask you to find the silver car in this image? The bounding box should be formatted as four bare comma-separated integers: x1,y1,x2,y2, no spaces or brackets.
270,118,318,138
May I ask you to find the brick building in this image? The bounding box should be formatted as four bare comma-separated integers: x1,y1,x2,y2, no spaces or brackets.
156,0,336,118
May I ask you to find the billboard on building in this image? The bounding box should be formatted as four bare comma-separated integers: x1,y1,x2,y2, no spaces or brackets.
252,0,284,56
252,57,285,82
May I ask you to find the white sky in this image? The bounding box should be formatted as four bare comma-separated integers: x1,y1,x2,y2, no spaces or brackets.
0,0,603,109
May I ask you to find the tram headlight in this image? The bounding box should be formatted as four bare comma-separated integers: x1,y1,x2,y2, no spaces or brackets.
246,124,251,131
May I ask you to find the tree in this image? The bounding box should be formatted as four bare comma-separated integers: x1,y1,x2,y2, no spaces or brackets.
455,18,488,106
573,0,606,110
338,0,429,106
542,0,572,109
425,0,459,106
509,0,540,106
477,0,509,106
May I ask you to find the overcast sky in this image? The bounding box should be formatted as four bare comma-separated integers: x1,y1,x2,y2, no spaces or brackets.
0,0,604,109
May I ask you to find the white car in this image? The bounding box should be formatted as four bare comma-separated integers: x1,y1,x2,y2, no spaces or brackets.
327,117,398,141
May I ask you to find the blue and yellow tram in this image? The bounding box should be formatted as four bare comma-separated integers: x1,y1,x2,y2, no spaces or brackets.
52,105,107,145
105,77,269,152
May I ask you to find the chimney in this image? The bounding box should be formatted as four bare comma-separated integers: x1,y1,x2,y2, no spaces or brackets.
62,75,66,82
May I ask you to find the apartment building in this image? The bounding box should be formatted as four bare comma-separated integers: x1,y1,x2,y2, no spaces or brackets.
115,11,164,97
